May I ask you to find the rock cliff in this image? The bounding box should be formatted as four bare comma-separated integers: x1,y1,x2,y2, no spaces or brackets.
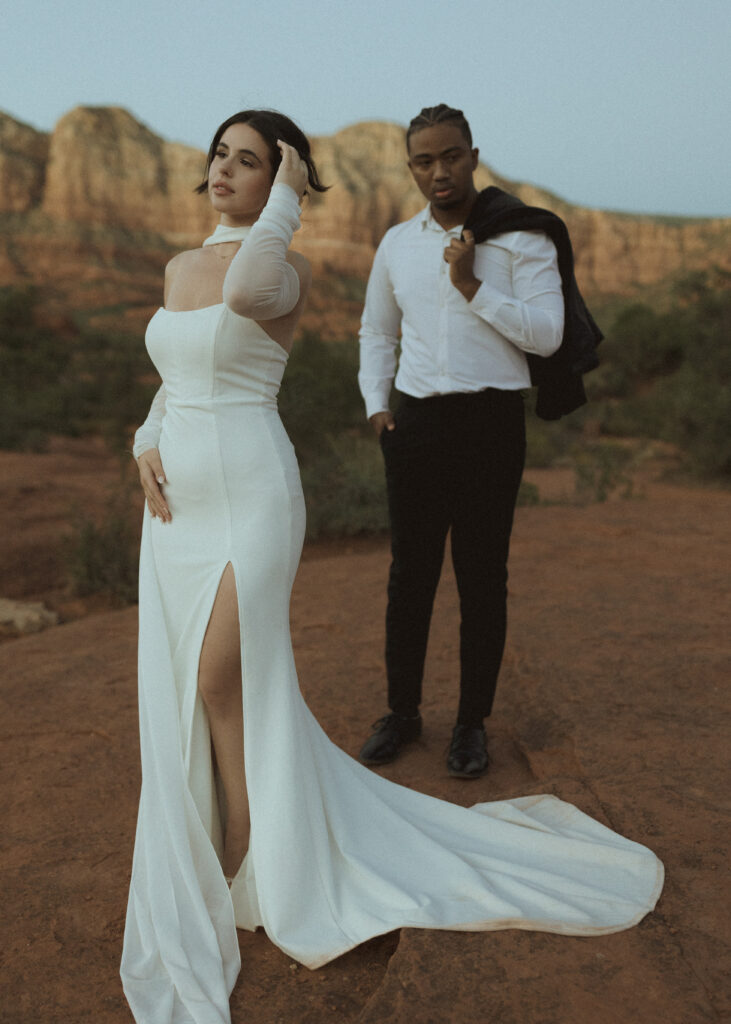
41,107,212,238
0,115,48,212
1,106,728,334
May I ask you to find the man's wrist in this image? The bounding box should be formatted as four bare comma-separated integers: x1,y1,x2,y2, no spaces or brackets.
454,275,481,303
364,395,392,419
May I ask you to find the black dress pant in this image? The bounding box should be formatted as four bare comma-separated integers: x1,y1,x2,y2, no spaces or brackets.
380,388,526,723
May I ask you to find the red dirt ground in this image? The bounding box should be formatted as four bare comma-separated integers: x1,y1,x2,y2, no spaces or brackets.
0,443,729,1023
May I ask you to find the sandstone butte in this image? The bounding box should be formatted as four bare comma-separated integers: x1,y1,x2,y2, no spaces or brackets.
1,105,730,337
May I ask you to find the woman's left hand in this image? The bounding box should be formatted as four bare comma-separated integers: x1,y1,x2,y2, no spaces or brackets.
274,140,309,199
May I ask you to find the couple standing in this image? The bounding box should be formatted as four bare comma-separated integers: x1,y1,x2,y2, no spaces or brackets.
122,102,660,1024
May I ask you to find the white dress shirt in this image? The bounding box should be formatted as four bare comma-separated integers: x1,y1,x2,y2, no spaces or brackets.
358,205,565,419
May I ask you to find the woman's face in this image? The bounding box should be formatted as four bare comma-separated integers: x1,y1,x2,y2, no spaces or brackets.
208,123,274,226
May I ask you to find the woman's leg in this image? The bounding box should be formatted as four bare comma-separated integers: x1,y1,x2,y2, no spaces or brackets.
198,563,249,880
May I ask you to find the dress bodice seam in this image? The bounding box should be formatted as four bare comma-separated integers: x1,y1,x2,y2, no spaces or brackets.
156,304,289,360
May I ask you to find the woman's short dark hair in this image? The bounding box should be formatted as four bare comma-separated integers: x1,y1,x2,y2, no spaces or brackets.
406,104,473,151
195,109,329,195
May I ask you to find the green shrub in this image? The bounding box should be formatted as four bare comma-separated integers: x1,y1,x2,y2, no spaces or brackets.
572,443,635,503
516,480,541,506
600,303,685,391
0,286,67,450
301,433,389,539
0,285,157,453
525,406,583,467
279,331,365,462
584,268,730,481
65,477,140,604
594,395,666,440
658,367,731,477
279,332,394,538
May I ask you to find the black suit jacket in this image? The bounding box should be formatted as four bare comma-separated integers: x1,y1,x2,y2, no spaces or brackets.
463,187,602,420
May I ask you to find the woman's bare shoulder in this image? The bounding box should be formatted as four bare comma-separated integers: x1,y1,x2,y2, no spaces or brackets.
166,247,207,274
163,247,211,305
164,248,207,286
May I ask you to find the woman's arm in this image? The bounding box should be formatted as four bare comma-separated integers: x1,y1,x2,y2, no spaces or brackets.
133,385,171,522
222,143,309,320
132,384,167,460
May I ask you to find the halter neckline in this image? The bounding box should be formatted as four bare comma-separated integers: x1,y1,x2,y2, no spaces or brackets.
202,223,253,246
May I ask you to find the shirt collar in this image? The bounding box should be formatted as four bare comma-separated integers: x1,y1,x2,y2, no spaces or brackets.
419,205,463,236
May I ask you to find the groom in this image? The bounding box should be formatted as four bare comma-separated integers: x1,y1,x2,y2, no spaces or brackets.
357,104,565,777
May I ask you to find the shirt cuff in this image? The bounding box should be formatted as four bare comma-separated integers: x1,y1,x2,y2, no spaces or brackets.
363,392,391,420
467,280,510,320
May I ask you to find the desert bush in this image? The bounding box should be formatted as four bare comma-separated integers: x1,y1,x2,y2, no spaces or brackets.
524,397,585,468
592,394,666,440
657,366,731,477
0,286,68,449
516,479,541,506
280,332,393,537
572,443,635,503
65,476,140,604
301,434,389,539
590,268,730,479
278,331,365,461
65,330,159,451
597,303,685,394
0,285,157,453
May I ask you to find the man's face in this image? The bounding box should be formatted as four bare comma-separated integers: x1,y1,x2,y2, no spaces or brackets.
407,123,478,210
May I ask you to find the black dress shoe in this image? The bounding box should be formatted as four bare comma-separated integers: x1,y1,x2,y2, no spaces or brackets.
447,725,489,778
359,713,422,765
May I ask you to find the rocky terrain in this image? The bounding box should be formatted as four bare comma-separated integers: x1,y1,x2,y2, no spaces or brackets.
1,106,729,336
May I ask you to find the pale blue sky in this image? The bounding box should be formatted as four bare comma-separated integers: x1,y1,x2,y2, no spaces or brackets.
3,0,729,216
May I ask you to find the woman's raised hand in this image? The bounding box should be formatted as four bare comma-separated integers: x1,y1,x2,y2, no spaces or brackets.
274,140,309,199
137,448,171,523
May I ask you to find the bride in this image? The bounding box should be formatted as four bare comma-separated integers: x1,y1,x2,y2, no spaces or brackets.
121,110,663,1024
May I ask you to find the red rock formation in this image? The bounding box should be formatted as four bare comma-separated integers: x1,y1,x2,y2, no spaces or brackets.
1,106,728,334
42,106,213,238
0,114,48,213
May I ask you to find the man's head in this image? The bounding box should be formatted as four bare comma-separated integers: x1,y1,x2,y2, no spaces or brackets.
406,105,478,217
406,104,473,150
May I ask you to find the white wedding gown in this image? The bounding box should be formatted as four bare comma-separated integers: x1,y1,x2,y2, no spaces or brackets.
121,186,663,1024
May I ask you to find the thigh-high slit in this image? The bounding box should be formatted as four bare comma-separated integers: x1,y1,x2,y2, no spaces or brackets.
198,562,249,880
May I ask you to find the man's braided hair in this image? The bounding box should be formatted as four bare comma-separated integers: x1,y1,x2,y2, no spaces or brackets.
406,104,473,149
